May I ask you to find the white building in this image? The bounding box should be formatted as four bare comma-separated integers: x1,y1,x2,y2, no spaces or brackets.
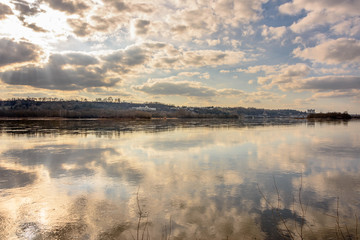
132,106,156,111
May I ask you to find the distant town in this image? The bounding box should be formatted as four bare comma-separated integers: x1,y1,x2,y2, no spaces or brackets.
0,98,356,120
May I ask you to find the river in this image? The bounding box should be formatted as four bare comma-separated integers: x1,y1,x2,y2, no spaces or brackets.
0,119,359,239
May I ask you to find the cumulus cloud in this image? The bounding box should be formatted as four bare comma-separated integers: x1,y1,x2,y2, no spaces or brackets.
311,89,360,99
133,79,217,97
239,63,311,90
101,42,246,71
168,0,268,40
134,78,284,105
294,76,360,100
293,38,360,64
258,64,310,89
0,40,248,92
213,0,269,25
102,45,149,74
10,0,48,32
0,3,13,20
132,19,150,36
0,52,117,90
289,11,340,33
294,76,360,91
182,50,245,67
279,0,360,16
1,65,115,90
43,0,89,15
66,18,92,37
279,0,360,33
0,38,42,67
13,0,42,16
261,25,287,41
178,72,201,77
331,18,360,36
241,63,360,99
103,0,153,13
49,52,99,66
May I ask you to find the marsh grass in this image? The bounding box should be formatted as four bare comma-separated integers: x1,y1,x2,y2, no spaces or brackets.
257,176,360,240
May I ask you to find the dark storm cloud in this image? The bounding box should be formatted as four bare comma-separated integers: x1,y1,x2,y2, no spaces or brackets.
44,0,88,15
0,38,42,67
0,3,13,20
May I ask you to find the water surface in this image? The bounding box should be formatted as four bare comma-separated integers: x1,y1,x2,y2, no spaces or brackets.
0,119,359,239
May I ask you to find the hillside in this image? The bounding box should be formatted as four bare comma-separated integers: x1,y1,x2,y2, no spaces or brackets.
0,99,305,119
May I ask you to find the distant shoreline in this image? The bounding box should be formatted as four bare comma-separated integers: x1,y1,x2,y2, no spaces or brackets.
0,99,306,119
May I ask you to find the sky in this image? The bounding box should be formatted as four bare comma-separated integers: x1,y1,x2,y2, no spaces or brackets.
0,0,359,113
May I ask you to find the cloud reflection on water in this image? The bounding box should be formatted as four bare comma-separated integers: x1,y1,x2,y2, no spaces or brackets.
0,120,359,239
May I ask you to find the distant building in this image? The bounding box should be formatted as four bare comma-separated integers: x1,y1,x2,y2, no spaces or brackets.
132,106,156,111
307,109,315,114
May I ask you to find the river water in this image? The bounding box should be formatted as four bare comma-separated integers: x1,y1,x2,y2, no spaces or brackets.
0,119,359,239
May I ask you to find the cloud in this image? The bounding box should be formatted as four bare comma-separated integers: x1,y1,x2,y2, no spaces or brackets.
103,0,153,13
101,42,246,71
102,45,149,73
293,38,360,64
0,38,42,67
61,1,154,38
133,79,217,97
279,0,360,16
213,0,269,25
134,78,284,105
66,18,92,37
182,50,245,67
0,3,13,20
178,72,201,77
11,0,48,32
169,8,218,39
49,52,99,66
12,0,42,16
289,11,340,33
311,89,360,99
167,0,268,40
240,63,311,90
261,25,287,41
132,19,150,36
295,76,360,91
242,63,360,99
43,0,89,15
1,65,114,90
331,18,360,36
279,0,360,33
0,52,117,90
